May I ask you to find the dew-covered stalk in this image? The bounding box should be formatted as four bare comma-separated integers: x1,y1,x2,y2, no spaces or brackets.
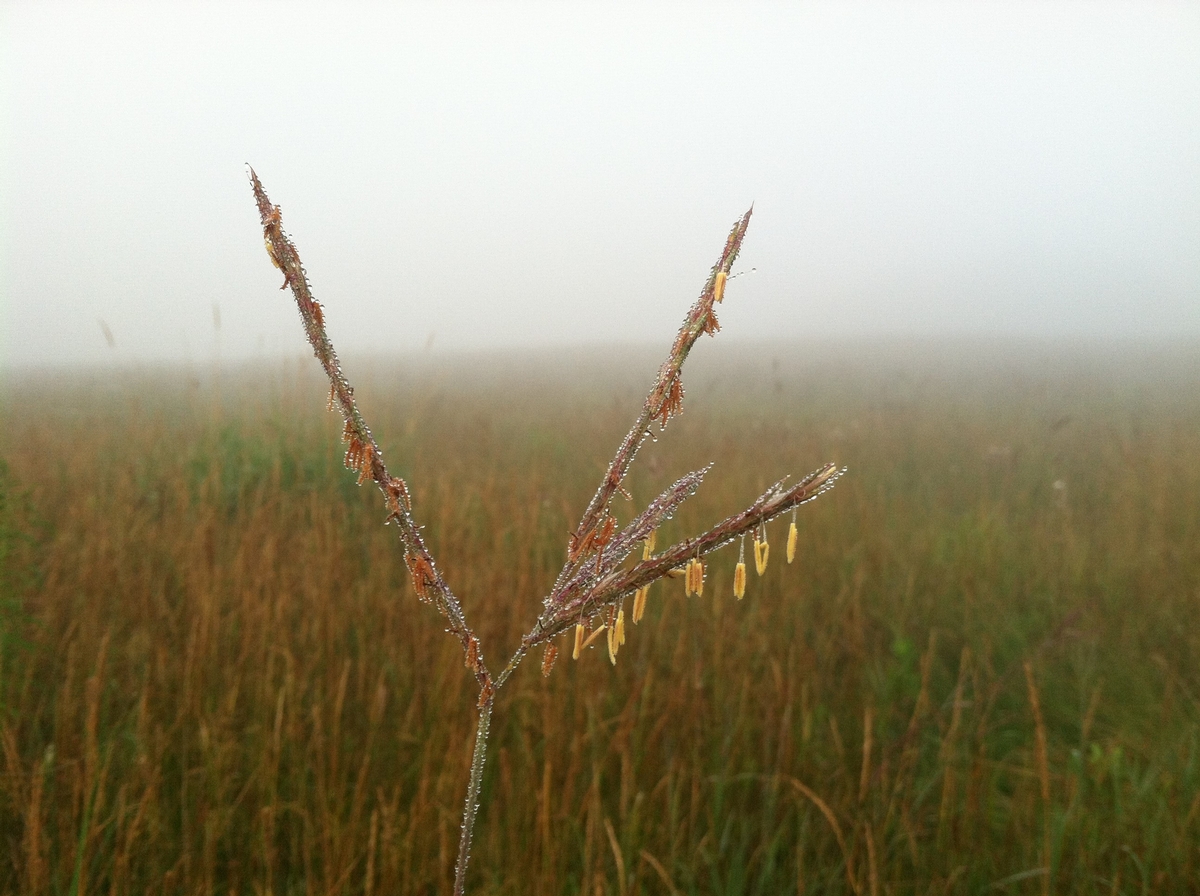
454,700,492,896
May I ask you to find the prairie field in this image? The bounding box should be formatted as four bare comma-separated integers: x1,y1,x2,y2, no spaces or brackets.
1,339,1198,894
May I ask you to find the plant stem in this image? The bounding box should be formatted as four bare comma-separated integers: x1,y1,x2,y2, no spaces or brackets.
453,700,493,896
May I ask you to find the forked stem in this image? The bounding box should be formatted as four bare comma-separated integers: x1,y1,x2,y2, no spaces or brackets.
454,700,492,896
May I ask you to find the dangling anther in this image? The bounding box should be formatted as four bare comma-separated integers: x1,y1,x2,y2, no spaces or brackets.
734,535,747,600
633,585,649,623
754,523,769,576
687,555,704,597
605,605,618,664
714,270,727,303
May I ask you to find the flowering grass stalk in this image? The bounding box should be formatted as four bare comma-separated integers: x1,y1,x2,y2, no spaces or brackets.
247,167,843,894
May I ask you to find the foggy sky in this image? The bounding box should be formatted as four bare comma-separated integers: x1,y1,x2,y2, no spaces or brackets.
2,2,1198,369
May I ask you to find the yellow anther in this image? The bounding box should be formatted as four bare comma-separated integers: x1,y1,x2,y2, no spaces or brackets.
572,623,584,660
580,625,607,652
754,536,769,576
734,561,746,600
265,236,282,270
691,557,705,597
643,530,657,559
684,559,695,596
714,270,727,303
633,586,649,623
616,609,625,646
787,520,798,564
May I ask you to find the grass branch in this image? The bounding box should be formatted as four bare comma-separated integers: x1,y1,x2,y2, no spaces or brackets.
248,168,492,698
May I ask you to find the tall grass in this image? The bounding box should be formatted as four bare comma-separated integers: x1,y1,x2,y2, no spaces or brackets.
1,341,1198,892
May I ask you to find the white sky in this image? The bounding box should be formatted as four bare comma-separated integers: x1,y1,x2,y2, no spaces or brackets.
2,1,1198,368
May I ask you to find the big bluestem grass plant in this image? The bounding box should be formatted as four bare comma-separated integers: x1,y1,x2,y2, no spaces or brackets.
248,168,844,894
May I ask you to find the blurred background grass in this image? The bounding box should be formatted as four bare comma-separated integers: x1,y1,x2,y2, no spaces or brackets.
1,340,1197,894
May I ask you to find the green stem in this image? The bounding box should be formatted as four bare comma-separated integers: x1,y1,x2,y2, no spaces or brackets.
453,700,493,896
495,645,529,690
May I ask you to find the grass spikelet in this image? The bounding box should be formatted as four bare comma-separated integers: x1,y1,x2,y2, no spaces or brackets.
356,442,375,485
541,645,558,678
405,554,436,602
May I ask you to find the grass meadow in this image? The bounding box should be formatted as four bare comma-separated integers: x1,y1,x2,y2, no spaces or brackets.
1,340,1198,894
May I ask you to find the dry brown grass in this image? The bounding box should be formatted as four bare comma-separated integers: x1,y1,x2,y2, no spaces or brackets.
2,341,1199,892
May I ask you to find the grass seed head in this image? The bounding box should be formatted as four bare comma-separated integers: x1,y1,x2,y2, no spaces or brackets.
243,178,844,893
355,443,375,485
